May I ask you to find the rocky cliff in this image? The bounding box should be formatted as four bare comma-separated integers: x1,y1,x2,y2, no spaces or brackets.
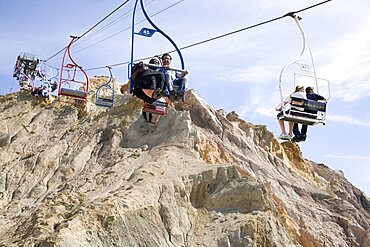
0,77,369,247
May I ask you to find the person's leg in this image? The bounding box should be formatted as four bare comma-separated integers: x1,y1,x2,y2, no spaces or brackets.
301,124,308,141
154,75,168,97
149,75,157,90
154,75,164,90
277,112,289,139
278,119,287,134
293,123,301,137
150,114,161,124
133,88,156,104
164,73,176,101
164,73,174,92
173,77,188,94
288,121,294,137
301,125,308,135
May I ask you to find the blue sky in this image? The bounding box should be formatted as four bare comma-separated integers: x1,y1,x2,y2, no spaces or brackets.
1,0,369,196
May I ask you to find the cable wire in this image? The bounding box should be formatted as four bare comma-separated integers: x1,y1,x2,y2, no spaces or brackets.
75,0,157,48
74,0,184,55
85,0,333,71
79,0,130,40
171,0,333,53
44,0,130,62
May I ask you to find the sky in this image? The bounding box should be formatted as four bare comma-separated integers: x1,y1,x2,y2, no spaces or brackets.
1,0,369,196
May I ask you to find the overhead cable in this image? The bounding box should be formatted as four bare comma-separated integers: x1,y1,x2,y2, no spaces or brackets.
170,0,333,53
74,0,185,55
75,0,157,47
85,0,333,71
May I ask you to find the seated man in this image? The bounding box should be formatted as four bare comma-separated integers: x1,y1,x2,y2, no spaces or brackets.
292,86,326,142
160,53,189,101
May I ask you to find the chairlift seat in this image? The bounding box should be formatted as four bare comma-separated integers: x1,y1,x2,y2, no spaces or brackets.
290,97,326,113
60,88,87,98
19,53,38,62
279,97,327,126
278,113,324,126
96,97,114,107
57,36,89,106
96,67,114,107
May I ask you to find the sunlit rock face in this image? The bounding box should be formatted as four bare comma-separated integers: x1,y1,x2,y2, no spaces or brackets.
0,87,369,247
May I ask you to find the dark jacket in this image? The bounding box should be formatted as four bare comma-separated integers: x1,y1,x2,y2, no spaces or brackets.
306,93,326,114
131,62,164,104
307,93,325,101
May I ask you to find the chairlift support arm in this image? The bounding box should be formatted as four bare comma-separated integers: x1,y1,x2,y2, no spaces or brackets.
129,0,186,93
279,13,306,102
139,0,185,70
58,36,89,102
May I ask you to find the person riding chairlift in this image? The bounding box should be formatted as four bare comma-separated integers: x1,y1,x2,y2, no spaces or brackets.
276,85,307,140
292,86,326,142
131,60,167,104
159,53,188,101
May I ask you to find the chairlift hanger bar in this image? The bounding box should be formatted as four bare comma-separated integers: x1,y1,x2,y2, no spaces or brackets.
130,0,185,69
129,0,186,93
278,13,306,102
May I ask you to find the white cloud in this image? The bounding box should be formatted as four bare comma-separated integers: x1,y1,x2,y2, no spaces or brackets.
317,18,370,102
240,106,370,130
326,154,370,161
328,114,370,128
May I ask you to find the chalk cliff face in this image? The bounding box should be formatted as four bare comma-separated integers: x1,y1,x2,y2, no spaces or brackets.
0,78,369,247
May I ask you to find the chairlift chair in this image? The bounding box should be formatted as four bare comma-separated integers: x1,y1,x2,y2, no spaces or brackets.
14,52,39,90
277,13,330,126
58,36,89,106
129,0,187,116
96,66,115,107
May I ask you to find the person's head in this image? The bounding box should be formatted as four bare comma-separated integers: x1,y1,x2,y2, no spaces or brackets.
295,85,304,92
306,86,314,94
148,57,160,69
149,57,160,66
161,53,172,66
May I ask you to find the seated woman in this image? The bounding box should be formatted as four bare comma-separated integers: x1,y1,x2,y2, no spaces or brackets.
276,85,306,140
131,61,167,104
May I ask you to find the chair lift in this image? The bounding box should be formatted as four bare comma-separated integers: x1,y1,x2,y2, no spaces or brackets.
34,62,58,98
129,0,188,118
277,13,330,126
58,36,89,106
96,66,115,107
13,52,39,91
49,68,59,92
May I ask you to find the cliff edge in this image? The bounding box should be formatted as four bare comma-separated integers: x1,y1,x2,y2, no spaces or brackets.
0,80,369,247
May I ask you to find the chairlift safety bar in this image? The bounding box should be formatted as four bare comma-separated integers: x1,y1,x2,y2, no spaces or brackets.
293,72,331,100
142,63,187,73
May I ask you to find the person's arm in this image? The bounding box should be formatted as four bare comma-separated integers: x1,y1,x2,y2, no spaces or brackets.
313,93,326,101
275,95,291,111
318,94,326,101
176,70,189,78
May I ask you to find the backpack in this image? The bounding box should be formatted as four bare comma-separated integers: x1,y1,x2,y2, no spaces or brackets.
131,62,164,91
